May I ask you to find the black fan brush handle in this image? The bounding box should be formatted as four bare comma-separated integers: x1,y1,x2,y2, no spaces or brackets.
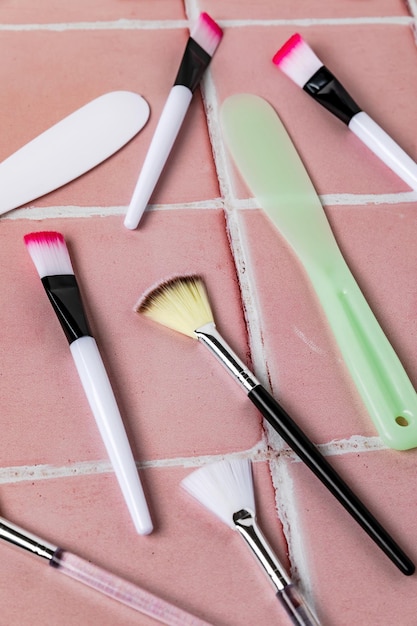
195,322,414,576
249,384,415,576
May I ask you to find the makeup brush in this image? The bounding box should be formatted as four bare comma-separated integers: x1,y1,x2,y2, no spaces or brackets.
182,458,321,625
124,12,223,230
272,33,417,191
0,515,211,625
136,274,415,576
24,231,152,536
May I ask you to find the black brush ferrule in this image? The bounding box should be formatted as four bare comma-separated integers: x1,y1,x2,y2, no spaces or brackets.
303,66,361,125
41,275,91,344
50,547,63,568
174,37,211,93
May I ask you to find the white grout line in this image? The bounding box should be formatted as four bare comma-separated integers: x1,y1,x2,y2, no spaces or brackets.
0,20,189,32
269,456,317,605
1,199,225,220
0,16,413,32
406,0,417,17
218,16,414,27
3,189,414,222
321,191,417,206
0,434,385,485
0,442,267,485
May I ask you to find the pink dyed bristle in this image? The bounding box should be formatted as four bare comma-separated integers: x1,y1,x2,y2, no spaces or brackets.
192,12,223,56
272,33,303,66
23,231,64,246
199,12,223,40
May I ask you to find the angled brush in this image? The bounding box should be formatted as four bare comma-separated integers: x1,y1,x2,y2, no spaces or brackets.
272,33,417,191
136,274,414,576
124,13,223,229
182,458,321,625
24,231,152,535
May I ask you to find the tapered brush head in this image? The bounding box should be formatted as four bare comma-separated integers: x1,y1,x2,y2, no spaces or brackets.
136,275,214,338
24,231,73,278
272,33,323,87
181,458,256,529
191,12,223,57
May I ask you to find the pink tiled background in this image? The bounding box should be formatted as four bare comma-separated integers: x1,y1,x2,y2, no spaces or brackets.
1,1,417,625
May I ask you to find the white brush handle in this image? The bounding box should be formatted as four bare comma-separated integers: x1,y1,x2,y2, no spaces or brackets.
124,84,193,229
70,336,153,535
349,111,417,191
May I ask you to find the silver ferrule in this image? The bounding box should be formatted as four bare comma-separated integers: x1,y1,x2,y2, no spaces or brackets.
233,508,291,592
0,517,57,562
195,323,259,393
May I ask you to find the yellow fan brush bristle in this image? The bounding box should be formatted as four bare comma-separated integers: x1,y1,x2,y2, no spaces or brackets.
136,275,214,338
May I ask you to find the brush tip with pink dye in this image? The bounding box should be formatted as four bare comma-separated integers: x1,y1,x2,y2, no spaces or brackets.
272,32,417,191
24,230,153,535
124,12,223,230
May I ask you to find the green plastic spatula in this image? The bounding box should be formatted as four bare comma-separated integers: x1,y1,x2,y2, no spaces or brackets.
220,93,417,450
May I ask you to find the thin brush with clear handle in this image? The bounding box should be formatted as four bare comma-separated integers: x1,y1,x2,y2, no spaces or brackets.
0,517,212,626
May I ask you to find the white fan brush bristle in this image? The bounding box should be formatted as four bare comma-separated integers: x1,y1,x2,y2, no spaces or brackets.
136,275,214,338
24,231,74,278
181,458,256,529
191,12,223,57
272,33,323,87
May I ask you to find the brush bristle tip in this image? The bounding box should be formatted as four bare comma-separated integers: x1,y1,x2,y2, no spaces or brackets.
272,32,302,66
192,12,223,56
272,32,322,87
137,275,214,338
181,459,256,528
24,230,73,278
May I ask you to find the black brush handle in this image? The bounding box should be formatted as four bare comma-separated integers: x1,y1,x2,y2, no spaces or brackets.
248,384,415,576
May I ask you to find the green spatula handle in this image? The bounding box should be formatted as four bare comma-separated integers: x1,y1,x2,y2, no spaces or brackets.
220,93,417,451
308,261,417,450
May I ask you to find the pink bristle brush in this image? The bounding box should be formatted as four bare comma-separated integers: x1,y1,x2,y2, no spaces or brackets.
24,231,152,536
124,12,223,229
273,33,417,191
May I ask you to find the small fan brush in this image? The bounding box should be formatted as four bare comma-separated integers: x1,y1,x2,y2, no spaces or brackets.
182,458,321,626
136,274,415,576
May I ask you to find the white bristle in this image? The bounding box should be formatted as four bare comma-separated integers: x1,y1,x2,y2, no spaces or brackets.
273,33,323,88
191,12,223,57
181,458,256,529
24,231,74,278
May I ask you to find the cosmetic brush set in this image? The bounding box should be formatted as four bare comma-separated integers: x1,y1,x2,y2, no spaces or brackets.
2,9,417,625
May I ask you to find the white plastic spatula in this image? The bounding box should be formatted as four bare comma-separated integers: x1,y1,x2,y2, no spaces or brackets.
0,91,150,215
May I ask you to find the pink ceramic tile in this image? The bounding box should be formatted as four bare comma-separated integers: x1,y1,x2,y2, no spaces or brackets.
214,24,417,195
0,462,288,626
237,202,417,443
0,0,185,23
0,28,218,213
1,3,417,626
283,448,417,625
201,0,409,19
0,213,262,466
